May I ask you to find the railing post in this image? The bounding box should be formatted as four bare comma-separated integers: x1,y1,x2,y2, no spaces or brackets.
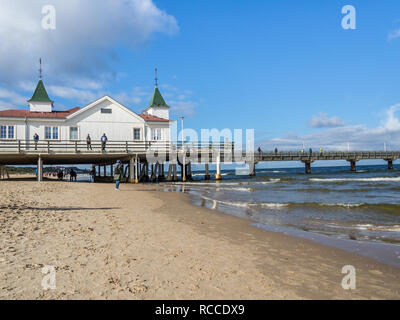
75,141,78,153
18,140,21,153
126,141,128,153
47,141,50,153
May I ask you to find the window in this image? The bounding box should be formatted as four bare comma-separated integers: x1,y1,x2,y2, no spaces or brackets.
133,128,141,140
101,108,112,114
8,126,14,139
0,126,7,139
45,126,58,140
0,125,15,139
70,127,78,140
151,128,162,141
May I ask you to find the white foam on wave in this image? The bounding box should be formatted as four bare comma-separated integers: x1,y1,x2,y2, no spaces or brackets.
319,202,364,208
356,224,400,232
310,177,400,183
201,196,287,209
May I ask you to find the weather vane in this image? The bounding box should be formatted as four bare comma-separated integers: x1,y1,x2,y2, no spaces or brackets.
155,68,158,87
39,58,42,80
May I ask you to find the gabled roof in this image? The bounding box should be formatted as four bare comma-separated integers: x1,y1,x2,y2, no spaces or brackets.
140,114,170,122
147,87,169,109
28,80,53,103
0,107,79,119
67,95,146,123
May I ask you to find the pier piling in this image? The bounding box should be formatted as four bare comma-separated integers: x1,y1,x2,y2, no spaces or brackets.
303,160,312,174
347,160,357,172
204,163,210,180
216,154,222,180
37,156,43,181
387,159,394,170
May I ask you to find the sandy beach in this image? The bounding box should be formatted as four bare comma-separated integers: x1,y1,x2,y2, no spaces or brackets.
0,180,399,299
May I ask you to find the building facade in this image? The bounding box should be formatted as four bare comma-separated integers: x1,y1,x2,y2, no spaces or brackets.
0,78,172,144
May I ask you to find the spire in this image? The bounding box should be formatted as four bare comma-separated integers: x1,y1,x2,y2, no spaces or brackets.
28,79,53,103
147,68,169,109
147,87,168,109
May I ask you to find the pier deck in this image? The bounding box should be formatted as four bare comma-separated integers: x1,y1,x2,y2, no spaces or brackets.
0,140,398,180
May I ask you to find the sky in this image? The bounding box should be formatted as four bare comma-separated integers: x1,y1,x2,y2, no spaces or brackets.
1,0,400,152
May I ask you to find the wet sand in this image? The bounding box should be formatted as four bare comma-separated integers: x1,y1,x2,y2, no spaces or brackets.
0,180,399,299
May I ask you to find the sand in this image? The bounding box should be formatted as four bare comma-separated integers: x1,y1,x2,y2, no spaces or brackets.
0,180,399,299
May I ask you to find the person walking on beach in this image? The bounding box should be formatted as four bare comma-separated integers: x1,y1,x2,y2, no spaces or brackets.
69,169,77,182
86,134,92,150
101,133,108,152
33,133,39,150
114,160,123,191
89,166,96,183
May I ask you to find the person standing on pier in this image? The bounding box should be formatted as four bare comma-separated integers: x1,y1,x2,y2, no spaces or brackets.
114,160,123,191
274,147,278,155
101,133,108,152
33,133,39,150
86,134,92,150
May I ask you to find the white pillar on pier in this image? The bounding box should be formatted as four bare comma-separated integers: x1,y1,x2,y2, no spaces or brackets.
37,156,43,182
135,156,139,183
182,153,186,182
215,153,222,180
129,156,135,183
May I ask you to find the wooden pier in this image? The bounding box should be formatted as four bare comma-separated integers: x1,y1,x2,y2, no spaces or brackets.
0,140,398,181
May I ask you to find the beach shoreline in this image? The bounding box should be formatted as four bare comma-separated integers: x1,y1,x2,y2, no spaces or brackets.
0,180,399,299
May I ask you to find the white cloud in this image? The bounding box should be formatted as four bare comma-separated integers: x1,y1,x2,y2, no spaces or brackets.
47,85,98,104
388,29,400,41
0,0,178,85
260,104,400,151
0,88,28,106
169,100,197,117
309,112,345,128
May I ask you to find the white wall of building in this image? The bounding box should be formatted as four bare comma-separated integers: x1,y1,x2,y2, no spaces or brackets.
0,97,171,143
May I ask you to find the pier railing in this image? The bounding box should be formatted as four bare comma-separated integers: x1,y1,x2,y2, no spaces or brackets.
0,140,234,154
0,140,399,162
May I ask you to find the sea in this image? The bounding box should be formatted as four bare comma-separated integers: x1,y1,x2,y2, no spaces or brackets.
158,164,400,267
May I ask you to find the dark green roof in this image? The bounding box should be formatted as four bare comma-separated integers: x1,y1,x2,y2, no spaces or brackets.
28,80,53,103
147,87,169,109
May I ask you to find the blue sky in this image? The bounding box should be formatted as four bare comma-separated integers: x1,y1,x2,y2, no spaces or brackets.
2,0,400,151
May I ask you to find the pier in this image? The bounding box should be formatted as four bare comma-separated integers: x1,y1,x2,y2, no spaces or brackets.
0,140,398,181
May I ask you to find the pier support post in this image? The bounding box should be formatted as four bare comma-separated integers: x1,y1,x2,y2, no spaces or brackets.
187,162,192,181
103,165,106,177
249,162,256,176
173,163,178,181
303,160,312,174
215,153,222,180
135,156,139,183
182,156,186,182
37,156,43,182
159,164,165,181
387,159,394,170
205,163,210,180
129,156,135,183
347,160,357,172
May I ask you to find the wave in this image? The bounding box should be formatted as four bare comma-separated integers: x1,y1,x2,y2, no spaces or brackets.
170,179,280,187
199,196,400,215
201,196,288,209
310,177,400,183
